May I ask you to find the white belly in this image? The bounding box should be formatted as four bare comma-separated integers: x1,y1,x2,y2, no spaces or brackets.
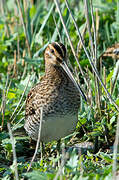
33,114,78,142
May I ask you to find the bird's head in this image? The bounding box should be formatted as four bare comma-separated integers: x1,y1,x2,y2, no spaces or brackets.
44,42,67,66
44,42,87,102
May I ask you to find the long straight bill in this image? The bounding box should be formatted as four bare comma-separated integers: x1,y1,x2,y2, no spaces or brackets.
61,61,87,102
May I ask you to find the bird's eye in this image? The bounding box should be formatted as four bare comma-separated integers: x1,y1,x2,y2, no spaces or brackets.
50,49,54,53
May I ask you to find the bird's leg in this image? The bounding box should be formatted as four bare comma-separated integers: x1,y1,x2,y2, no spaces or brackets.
57,139,61,167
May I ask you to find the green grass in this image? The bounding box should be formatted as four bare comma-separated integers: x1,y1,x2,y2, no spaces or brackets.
0,0,119,179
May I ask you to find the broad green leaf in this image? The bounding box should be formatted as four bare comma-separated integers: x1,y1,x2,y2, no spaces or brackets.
7,92,16,99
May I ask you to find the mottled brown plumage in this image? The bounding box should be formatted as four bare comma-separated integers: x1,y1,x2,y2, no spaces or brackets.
102,43,119,59
24,42,85,142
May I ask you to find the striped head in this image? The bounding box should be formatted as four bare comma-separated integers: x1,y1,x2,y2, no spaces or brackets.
44,42,67,66
44,42,87,101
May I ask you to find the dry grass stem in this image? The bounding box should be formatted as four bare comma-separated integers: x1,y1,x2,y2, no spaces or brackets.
7,122,19,180
12,100,26,123
95,9,99,42
76,24,86,55
90,0,101,110
54,145,68,180
84,0,94,59
27,107,43,172
90,0,97,61
0,0,10,37
12,117,24,132
22,50,26,67
112,115,119,180
1,74,9,130
13,50,17,77
17,38,20,62
11,75,31,121
52,14,62,43
54,0,88,87
64,0,119,111
16,0,31,57
111,62,119,95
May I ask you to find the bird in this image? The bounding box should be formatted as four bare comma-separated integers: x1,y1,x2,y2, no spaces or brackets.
102,43,119,59
24,42,86,143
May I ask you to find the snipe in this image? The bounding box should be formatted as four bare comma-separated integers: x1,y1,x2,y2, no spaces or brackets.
24,42,86,142
102,43,119,59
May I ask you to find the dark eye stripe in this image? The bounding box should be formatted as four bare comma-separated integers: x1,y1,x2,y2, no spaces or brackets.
58,43,66,57
52,42,64,58
57,57,62,63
